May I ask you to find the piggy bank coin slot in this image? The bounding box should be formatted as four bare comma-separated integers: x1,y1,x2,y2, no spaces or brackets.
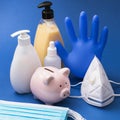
44,68,54,73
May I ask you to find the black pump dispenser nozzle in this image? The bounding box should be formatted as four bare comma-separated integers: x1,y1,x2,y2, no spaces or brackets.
38,1,54,19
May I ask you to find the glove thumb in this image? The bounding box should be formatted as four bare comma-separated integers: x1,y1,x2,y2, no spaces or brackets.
55,41,68,62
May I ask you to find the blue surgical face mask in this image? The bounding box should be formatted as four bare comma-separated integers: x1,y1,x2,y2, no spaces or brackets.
0,100,85,120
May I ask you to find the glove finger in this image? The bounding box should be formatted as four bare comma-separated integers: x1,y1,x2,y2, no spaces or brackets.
65,17,77,44
98,26,108,51
90,15,99,43
79,11,88,41
55,41,68,61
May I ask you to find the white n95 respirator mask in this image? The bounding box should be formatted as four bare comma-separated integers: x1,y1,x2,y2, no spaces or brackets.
70,56,120,107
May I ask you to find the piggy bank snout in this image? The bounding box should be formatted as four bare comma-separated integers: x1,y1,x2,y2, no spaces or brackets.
60,88,70,98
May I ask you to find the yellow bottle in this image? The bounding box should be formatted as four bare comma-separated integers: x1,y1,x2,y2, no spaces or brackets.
34,1,63,66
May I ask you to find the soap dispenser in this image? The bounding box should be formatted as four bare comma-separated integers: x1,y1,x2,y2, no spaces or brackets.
10,30,41,94
44,41,61,68
34,1,63,66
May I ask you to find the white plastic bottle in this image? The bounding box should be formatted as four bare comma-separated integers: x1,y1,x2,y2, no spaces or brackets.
10,30,41,94
44,41,61,69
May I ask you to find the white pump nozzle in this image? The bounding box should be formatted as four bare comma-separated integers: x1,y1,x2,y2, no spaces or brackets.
11,30,30,38
11,30,31,45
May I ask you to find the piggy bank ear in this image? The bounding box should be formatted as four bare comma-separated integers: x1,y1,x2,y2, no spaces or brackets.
60,68,70,77
43,75,54,85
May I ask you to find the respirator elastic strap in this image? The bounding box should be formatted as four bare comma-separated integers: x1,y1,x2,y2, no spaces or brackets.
109,80,120,85
71,82,83,87
110,80,120,97
113,94,120,97
69,96,84,99
71,80,120,88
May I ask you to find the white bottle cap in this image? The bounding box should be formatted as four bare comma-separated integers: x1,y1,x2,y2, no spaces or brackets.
11,30,31,46
47,41,57,56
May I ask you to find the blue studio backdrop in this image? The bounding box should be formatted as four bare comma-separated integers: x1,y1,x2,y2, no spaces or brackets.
0,0,120,120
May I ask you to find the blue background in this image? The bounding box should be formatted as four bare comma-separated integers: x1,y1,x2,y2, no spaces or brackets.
0,0,120,120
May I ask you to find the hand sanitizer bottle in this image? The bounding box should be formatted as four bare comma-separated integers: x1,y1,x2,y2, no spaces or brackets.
44,41,61,69
34,1,63,66
10,30,41,94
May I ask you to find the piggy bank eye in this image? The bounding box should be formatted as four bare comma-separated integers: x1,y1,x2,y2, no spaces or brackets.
65,82,67,85
59,85,62,88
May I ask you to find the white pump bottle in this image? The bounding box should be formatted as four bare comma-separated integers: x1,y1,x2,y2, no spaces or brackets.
44,41,61,69
10,30,41,94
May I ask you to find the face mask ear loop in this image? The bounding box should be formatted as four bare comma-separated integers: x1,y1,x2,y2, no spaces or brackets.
68,109,86,120
109,80,120,85
71,82,83,87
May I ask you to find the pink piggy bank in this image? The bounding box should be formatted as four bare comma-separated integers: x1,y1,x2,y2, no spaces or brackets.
30,66,71,104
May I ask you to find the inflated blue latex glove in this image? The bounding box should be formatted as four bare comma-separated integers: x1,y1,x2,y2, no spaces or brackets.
55,11,108,78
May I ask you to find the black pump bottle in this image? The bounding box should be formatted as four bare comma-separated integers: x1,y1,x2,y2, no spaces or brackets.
38,1,54,19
